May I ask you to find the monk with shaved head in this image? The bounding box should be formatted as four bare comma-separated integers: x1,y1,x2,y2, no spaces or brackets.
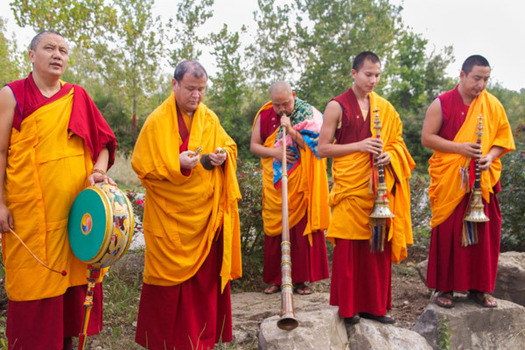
251,81,330,296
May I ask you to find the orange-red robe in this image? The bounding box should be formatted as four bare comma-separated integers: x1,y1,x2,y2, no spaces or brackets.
426,87,515,292
253,101,330,285
132,93,241,350
327,88,414,317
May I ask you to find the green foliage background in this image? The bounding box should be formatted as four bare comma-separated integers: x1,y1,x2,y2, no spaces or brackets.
1,0,524,252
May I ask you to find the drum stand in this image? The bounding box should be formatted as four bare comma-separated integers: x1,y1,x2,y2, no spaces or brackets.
78,265,101,350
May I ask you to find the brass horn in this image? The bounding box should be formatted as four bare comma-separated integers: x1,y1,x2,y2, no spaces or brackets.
276,112,299,331
369,109,395,219
464,114,489,223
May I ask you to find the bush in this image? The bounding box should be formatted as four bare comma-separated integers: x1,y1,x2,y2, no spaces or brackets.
409,171,432,246
235,159,265,289
499,136,525,251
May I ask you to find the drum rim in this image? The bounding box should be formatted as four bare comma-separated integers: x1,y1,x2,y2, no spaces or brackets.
85,185,114,266
98,185,135,268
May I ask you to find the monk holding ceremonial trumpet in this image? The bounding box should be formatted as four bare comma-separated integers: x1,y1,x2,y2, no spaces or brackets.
422,55,515,309
319,51,414,325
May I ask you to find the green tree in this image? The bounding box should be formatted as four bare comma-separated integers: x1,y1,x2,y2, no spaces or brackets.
387,31,429,113
9,0,117,48
0,17,27,85
293,0,402,108
246,0,296,88
489,85,525,130
169,0,214,64
207,24,253,159
112,0,165,143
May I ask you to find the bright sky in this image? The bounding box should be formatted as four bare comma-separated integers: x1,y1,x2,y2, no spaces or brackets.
2,0,523,91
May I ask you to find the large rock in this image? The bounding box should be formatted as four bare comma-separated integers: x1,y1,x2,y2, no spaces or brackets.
348,319,432,350
412,296,525,350
492,251,525,306
258,306,348,350
415,251,525,307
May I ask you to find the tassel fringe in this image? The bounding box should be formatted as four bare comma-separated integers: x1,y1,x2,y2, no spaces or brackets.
369,218,386,253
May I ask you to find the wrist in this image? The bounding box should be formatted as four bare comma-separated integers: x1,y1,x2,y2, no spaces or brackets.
91,168,107,176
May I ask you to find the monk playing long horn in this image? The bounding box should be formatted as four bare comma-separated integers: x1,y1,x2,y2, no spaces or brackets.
422,55,515,309
250,81,330,297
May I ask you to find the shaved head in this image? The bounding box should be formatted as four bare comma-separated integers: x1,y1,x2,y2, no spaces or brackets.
269,81,295,116
30,30,65,51
269,81,293,96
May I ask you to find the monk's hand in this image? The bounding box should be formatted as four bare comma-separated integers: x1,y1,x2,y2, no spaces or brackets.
375,152,391,166
272,146,297,164
0,203,14,233
208,148,227,166
359,137,383,155
180,150,200,169
458,142,481,159
286,147,297,164
280,115,292,133
479,154,494,171
88,170,115,186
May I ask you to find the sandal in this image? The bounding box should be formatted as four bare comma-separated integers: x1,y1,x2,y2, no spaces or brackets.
468,290,498,308
263,284,280,294
344,314,360,324
293,283,313,295
433,291,455,308
360,312,396,324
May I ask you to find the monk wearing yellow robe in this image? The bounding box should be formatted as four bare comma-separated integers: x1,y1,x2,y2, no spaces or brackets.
132,60,241,350
422,55,515,308
319,52,414,324
0,31,117,350
250,81,330,295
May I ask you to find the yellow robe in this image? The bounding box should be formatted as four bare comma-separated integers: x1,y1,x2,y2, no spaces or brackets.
428,89,516,227
253,102,330,243
326,92,415,263
3,89,97,301
131,93,242,291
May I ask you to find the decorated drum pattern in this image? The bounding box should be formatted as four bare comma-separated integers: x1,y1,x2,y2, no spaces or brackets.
68,183,134,269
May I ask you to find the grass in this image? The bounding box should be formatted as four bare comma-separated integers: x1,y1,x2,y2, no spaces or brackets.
107,152,142,189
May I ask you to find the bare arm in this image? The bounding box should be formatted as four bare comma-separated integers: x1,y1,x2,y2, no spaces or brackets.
250,115,279,159
0,86,15,232
479,146,504,171
421,99,481,158
88,148,117,185
318,100,383,159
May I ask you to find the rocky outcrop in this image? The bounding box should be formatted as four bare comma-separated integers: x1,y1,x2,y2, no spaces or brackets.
412,296,525,350
492,251,525,306
258,306,348,350
415,251,525,307
348,319,432,350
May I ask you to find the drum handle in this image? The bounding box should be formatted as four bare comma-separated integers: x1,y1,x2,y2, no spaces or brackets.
8,228,67,276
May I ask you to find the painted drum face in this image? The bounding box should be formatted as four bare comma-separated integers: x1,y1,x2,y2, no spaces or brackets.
81,213,93,235
68,183,134,269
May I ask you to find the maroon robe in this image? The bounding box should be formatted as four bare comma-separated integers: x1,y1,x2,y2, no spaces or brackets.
135,233,232,350
426,87,502,293
329,88,393,317
259,108,329,286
